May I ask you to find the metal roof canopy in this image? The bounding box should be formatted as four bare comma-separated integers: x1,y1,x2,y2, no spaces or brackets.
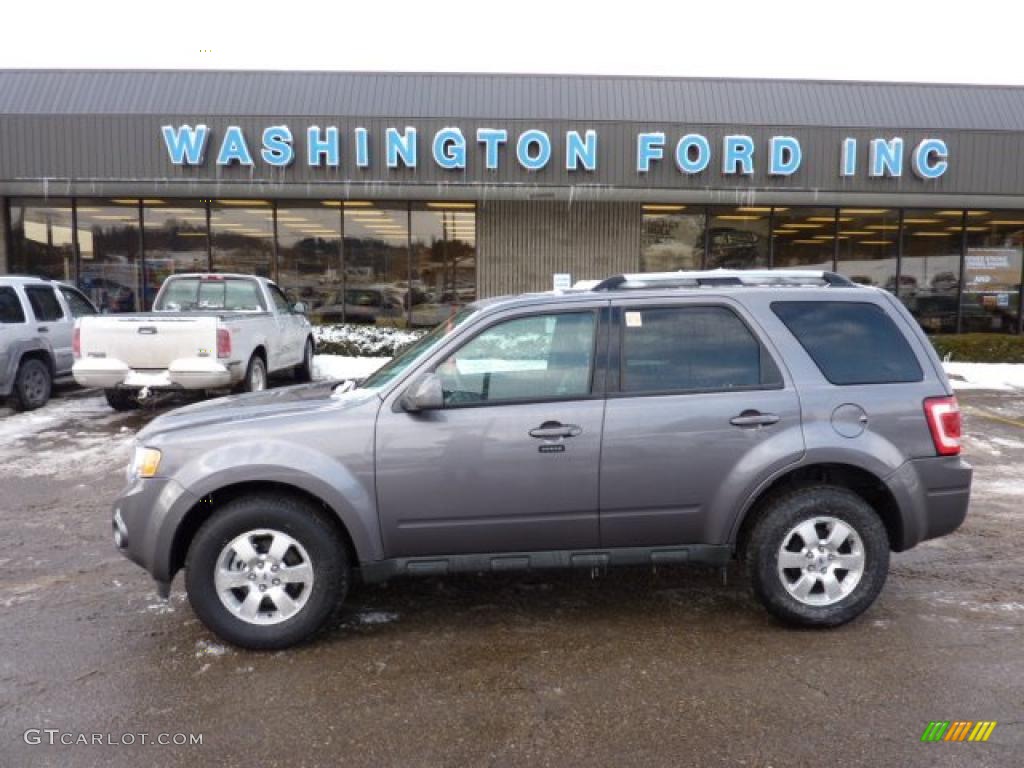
2,70,1024,131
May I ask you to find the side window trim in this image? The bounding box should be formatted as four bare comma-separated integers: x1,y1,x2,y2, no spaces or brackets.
429,306,605,410
609,300,785,398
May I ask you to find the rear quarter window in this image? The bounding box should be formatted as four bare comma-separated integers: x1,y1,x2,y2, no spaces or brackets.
771,301,923,385
0,287,27,323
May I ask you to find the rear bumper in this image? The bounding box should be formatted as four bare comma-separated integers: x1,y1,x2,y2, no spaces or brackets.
885,455,973,550
74,358,234,390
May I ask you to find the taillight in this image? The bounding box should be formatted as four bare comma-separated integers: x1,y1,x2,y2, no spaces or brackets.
217,328,231,359
73,327,81,358
924,396,961,456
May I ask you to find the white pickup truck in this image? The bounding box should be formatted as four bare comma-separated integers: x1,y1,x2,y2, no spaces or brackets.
73,274,314,410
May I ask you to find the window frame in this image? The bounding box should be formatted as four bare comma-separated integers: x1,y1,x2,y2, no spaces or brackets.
24,284,66,322
771,299,925,386
608,300,785,398
425,306,608,410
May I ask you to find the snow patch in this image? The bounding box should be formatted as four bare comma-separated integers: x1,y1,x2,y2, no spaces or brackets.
195,639,230,657
944,362,1024,392
313,355,389,382
354,611,399,625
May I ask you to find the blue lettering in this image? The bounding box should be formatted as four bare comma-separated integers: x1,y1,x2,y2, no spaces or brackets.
307,126,339,167
432,128,467,170
161,124,208,165
261,125,294,167
516,129,552,171
869,137,904,177
355,127,370,168
566,130,597,171
636,133,665,172
216,126,254,166
841,137,857,177
912,138,948,179
674,133,710,174
476,128,508,170
769,136,801,176
722,135,754,175
386,127,417,169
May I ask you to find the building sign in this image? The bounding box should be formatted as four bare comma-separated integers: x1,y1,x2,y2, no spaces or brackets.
161,124,949,180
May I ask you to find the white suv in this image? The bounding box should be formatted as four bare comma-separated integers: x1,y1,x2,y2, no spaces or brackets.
0,276,98,410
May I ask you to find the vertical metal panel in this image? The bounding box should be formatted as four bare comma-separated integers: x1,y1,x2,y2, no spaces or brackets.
0,197,9,273
477,201,640,297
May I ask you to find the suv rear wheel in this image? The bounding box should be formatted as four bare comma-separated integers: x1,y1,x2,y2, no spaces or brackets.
185,494,350,649
104,388,140,411
12,357,52,411
746,485,889,627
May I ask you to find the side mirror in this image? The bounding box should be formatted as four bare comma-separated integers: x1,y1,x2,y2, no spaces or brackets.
400,373,444,412
291,302,308,314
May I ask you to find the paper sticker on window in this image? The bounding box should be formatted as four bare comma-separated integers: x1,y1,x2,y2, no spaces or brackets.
625,311,643,328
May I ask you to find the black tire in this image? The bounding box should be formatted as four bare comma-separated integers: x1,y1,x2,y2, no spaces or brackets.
238,353,267,393
104,388,140,411
746,485,889,628
295,337,314,383
11,357,52,411
185,493,350,650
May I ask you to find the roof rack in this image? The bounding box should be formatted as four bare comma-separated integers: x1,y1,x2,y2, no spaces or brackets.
591,269,856,291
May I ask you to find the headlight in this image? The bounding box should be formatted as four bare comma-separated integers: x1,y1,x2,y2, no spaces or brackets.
129,446,162,479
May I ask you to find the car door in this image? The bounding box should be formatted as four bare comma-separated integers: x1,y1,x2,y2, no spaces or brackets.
24,284,72,374
599,299,804,548
266,283,301,368
375,305,609,558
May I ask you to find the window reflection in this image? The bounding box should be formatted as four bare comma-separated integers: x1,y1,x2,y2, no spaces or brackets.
706,207,769,269
9,199,75,281
276,204,342,316
76,200,142,312
772,207,835,269
901,209,962,333
143,202,209,308
337,203,409,325
410,203,476,328
640,205,704,271
210,201,273,277
961,211,1024,333
836,208,898,290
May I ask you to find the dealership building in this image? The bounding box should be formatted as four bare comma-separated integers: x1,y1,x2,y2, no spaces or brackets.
0,69,1023,332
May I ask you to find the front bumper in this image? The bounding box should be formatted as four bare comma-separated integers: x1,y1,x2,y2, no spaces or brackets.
75,357,234,390
112,475,197,587
885,455,973,550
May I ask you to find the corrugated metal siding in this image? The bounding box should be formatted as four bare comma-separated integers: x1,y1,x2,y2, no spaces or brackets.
2,70,1024,129
477,201,639,296
0,198,9,273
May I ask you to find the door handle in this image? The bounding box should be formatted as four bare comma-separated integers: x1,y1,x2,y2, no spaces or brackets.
38,326,49,333
529,421,583,439
729,411,780,428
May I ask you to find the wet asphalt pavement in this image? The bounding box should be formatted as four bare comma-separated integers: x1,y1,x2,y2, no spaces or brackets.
0,383,1022,767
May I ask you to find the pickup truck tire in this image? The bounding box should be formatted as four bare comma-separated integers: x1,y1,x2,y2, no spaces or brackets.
746,485,889,628
104,389,140,411
240,353,267,393
11,357,52,411
185,493,350,650
295,338,315,383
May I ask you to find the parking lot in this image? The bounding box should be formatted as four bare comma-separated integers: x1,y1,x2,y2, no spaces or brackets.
0,384,1022,767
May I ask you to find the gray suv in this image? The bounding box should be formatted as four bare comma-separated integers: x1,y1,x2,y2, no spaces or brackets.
112,270,972,649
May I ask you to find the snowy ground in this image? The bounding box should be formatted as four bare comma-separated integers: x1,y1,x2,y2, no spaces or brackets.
312,354,389,382
943,362,1024,392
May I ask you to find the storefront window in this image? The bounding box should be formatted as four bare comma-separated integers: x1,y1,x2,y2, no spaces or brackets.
276,204,342,317
901,209,962,334
961,211,1024,333
143,202,209,308
210,201,273,278
836,208,899,290
706,207,769,269
9,199,75,281
339,203,409,325
772,207,835,269
76,200,142,312
410,203,476,328
640,205,704,271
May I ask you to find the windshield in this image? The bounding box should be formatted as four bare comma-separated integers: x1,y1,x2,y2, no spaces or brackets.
359,307,477,391
155,277,265,312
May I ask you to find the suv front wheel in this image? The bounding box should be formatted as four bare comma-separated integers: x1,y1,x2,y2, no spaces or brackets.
185,493,350,649
746,486,889,627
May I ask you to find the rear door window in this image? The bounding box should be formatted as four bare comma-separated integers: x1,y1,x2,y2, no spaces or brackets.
772,301,923,385
619,305,781,394
24,285,65,322
0,287,26,323
59,286,97,318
